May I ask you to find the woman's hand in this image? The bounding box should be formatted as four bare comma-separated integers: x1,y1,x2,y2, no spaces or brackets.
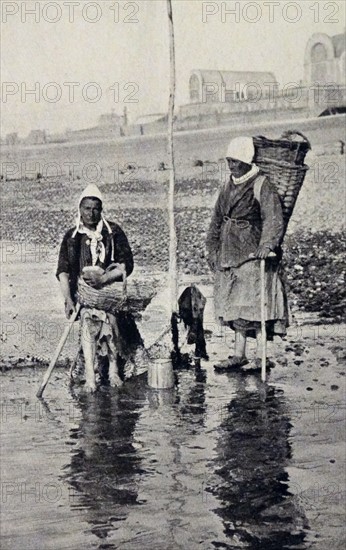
64,297,76,319
59,273,76,318
207,254,217,272
255,244,272,259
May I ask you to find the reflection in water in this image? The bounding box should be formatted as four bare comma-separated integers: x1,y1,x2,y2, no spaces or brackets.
142,366,212,549
61,366,310,549
63,377,147,542
208,375,309,549
178,365,207,425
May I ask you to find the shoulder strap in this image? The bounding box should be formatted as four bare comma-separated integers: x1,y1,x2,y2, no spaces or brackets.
253,175,266,203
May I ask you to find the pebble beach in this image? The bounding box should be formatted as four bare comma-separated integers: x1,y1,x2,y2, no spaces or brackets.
1,119,345,549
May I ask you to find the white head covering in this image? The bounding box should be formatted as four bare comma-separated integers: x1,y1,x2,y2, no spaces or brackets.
72,184,112,248
78,183,103,206
226,136,255,164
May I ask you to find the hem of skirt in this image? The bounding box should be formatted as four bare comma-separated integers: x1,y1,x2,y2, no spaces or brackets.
217,317,288,340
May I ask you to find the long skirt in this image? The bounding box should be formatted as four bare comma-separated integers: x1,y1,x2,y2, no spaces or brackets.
78,308,145,378
214,259,289,340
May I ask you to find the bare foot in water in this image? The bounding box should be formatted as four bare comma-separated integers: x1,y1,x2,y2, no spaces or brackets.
214,356,248,372
109,373,123,387
242,358,275,371
228,356,248,367
84,382,97,393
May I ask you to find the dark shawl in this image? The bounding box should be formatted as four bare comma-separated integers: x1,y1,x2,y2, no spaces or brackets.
206,172,284,269
56,221,133,302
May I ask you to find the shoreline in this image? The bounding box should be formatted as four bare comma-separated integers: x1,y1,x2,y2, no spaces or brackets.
2,113,345,154
1,255,344,368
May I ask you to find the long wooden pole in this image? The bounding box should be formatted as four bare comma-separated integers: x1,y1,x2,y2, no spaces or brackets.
166,0,178,314
260,259,267,382
36,304,81,398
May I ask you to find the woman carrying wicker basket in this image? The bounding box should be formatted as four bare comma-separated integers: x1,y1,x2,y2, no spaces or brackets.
206,136,289,371
56,184,135,392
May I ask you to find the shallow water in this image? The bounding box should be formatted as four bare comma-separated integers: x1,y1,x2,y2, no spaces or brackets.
0,365,312,550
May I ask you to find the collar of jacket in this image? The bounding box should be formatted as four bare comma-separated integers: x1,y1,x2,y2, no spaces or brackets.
231,164,260,185
71,215,112,238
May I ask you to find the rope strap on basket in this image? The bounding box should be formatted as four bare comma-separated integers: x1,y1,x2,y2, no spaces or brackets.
280,130,311,148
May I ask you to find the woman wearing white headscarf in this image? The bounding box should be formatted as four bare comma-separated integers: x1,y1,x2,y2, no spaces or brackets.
56,184,137,392
206,137,288,371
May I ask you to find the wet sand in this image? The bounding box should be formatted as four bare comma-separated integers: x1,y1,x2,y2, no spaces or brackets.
1,279,345,549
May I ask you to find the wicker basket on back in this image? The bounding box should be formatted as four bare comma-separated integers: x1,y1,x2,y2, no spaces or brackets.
77,269,157,315
253,131,311,232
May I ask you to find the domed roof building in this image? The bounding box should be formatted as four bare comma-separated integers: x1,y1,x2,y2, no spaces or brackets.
304,32,346,86
189,70,278,104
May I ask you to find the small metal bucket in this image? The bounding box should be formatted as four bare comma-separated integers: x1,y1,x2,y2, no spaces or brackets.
148,358,174,389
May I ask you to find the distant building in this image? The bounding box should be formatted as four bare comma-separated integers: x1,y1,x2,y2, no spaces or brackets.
98,110,124,128
65,110,125,142
5,132,19,146
25,129,47,145
134,113,167,126
304,32,346,86
66,125,122,142
180,69,284,123
129,113,167,137
5,33,345,145
46,132,68,144
189,69,278,103
179,34,346,126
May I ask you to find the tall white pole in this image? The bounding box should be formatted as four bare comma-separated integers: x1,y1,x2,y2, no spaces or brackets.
166,0,178,314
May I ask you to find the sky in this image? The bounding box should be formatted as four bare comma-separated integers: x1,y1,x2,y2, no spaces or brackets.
1,0,345,137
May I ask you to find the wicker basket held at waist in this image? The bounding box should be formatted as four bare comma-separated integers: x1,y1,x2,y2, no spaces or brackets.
77,266,127,312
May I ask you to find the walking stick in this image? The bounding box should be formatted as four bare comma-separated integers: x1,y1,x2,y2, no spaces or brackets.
260,252,276,382
36,304,81,398
260,259,267,382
